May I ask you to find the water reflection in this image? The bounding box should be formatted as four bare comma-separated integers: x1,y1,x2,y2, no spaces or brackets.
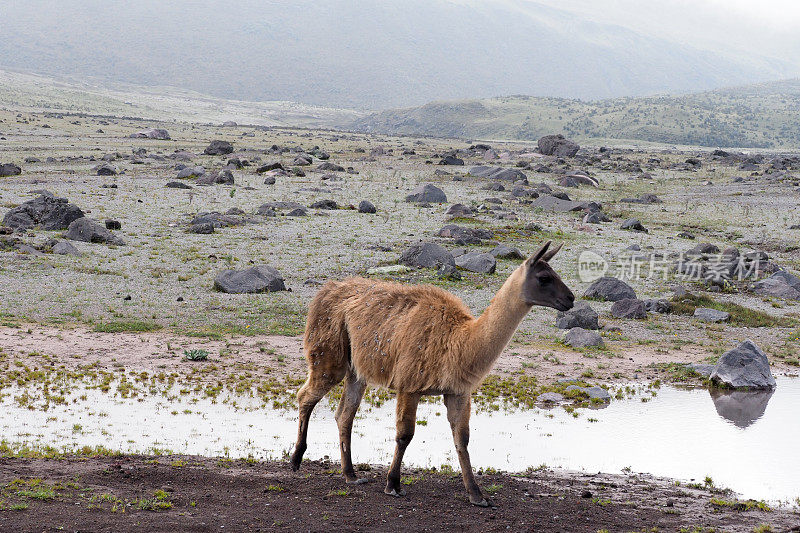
709,388,774,429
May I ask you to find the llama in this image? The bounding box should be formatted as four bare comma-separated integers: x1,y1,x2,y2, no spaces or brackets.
290,241,574,506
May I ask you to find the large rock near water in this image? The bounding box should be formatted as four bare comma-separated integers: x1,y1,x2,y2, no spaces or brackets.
584,276,636,301
65,218,125,245
399,243,455,268
538,134,580,157
2,193,85,231
709,340,776,390
214,265,286,294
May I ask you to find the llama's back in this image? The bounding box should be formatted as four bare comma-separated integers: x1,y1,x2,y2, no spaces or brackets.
304,277,475,393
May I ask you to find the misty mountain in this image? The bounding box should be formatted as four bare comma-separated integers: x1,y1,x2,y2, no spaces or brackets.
0,0,795,110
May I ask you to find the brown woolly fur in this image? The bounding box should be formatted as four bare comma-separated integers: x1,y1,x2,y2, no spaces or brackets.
291,241,574,506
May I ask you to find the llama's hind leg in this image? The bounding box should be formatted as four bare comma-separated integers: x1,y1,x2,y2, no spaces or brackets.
444,393,488,507
384,392,421,497
290,370,343,471
335,370,367,484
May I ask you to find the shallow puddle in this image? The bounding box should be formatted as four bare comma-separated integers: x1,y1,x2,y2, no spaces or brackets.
2,377,798,502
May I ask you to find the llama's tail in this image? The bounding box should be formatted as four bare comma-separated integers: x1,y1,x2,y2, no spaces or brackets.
303,281,351,375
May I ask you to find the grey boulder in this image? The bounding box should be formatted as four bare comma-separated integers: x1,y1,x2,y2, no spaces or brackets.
204,140,234,155
564,327,604,348
214,265,286,294
358,200,376,214
455,251,496,274
0,163,22,177
694,308,730,322
399,243,455,268
584,276,636,301
556,302,599,329
65,218,125,245
752,271,800,300
610,298,647,319
709,340,776,390
405,184,447,203
2,193,85,231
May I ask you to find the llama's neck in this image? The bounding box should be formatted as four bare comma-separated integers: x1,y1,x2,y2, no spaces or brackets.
462,265,531,380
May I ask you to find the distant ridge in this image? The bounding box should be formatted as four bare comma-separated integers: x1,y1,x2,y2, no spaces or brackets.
351,79,800,149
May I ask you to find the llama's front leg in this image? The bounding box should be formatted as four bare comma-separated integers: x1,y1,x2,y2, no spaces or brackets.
335,371,367,484
444,393,488,507
384,392,421,497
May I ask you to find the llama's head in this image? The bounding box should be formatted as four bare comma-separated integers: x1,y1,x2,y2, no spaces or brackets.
521,241,574,311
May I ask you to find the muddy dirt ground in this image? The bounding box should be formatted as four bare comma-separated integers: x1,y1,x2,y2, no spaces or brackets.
1,455,797,533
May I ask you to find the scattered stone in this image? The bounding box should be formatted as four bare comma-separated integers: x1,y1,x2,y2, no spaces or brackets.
643,299,671,313
130,128,170,140
584,276,636,301
563,327,604,348
95,162,117,176
436,263,462,281
65,218,125,245
437,224,493,244
51,240,80,255
187,222,215,234
445,203,473,217
204,140,234,155
257,162,284,173
566,385,611,402
213,265,286,293
286,208,308,217
538,392,565,404
177,166,205,179
358,200,376,214
694,308,730,322
583,211,610,224
709,340,776,390
468,166,527,182
0,163,22,177
531,195,588,213
439,155,464,165
556,302,599,329
310,199,338,210
104,219,122,230
166,181,192,189
620,218,647,232
317,162,345,172
405,184,447,203
610,298,647,319
399,242,455,268
489,244,524,260
455,251,496,274
197,169,234,185
752,270,800,300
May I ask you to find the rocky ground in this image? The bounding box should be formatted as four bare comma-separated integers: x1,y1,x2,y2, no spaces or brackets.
1,108,800,529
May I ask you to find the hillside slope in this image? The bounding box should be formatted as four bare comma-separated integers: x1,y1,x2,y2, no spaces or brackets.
351,80,800,148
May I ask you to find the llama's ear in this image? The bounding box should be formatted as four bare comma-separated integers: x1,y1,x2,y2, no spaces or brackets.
541,242,563,262
526,241,551,266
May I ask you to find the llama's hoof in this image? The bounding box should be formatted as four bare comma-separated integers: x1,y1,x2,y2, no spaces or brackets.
470,496,490,507
346,477,369,485
289,458,301,471
384,486,406,497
